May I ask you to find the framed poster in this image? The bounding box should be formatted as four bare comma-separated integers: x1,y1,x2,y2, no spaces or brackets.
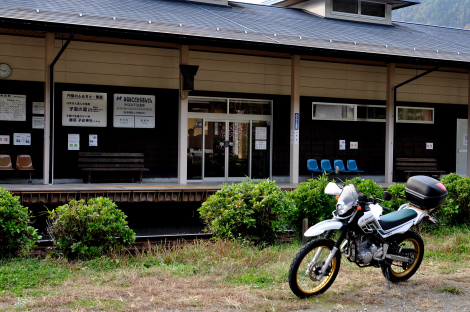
32,116,45,129
32,102,45,115
0,135,10,144
0,94,26,121
13,133,31,145
68,134,80,150
62,91,107,127
113,94,155,128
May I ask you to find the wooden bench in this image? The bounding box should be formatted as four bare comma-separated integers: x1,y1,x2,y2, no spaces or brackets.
396,158,445,180
78,152,149,183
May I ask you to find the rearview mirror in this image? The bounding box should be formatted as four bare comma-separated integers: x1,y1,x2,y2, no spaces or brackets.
382,191,392,201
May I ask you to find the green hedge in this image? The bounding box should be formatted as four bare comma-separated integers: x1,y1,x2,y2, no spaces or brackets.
0,187,40,257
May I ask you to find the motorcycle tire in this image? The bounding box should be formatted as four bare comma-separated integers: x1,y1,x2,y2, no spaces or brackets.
381,230,424,283
288,238,341,298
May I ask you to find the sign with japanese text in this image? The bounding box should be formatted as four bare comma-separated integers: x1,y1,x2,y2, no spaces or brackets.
255,140,267,150
113,94,155,128
32,102,44,115
350,141,358,149
32,116,44,129
62,91,107,127
0,94,26,121
68,134,80,150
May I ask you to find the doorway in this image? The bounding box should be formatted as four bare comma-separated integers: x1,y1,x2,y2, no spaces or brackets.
187,97,272,182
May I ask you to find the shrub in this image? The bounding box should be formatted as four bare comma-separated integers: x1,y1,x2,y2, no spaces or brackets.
384,183,406,210
0,187,40,257
47,197,136,259
346,177,383,199
198,179,294,246
285,174,336,237
439,173,470,224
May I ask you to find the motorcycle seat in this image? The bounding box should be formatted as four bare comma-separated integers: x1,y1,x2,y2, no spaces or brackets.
378,209,417,231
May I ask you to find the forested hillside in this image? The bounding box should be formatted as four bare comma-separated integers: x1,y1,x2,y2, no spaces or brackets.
392,0,470,29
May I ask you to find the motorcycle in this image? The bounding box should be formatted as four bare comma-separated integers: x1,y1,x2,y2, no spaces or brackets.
288,170,448,298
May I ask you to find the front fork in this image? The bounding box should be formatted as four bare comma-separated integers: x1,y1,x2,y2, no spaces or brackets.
315,230,347,280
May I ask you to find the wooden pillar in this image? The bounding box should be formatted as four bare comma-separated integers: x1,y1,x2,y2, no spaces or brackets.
385,63,395,183
290,55,300,184
467,71,470,176
177,45,189,184
43,33,54,185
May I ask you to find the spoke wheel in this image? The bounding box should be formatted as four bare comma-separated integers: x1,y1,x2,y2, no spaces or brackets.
382,230,424,283
288,238,341,298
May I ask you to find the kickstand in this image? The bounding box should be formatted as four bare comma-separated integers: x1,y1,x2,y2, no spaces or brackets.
385,266,391,291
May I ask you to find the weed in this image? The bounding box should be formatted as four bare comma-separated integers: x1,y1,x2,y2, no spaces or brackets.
436,285,464,295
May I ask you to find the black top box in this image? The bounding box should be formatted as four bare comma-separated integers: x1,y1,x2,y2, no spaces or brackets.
405,176,448,210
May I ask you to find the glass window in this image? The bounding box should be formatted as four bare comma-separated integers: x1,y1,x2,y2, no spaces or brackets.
357,105,386,121
229,99,271,115
312,103,354,120
397,107,434,123
187,118,203,180
361,1,385,17
332,0,358,14
189,98,227,114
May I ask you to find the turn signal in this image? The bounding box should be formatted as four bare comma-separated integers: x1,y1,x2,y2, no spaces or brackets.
357,206,362,211
335,196,339,200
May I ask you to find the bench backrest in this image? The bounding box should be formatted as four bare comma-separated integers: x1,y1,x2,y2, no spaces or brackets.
396,158,438,171
78,152,145,169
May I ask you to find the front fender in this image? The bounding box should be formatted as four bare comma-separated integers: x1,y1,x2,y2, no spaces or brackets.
304,219,346,237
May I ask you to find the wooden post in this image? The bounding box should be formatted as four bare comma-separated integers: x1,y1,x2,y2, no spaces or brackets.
302,218,308,245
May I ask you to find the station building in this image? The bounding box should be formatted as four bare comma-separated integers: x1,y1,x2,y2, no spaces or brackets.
1,0,470,188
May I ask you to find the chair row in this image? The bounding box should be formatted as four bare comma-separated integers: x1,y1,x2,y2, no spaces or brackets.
307,159,363,176
0,154,35,183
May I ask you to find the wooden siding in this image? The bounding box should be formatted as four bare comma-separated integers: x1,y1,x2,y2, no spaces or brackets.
54,40,179,90
0,34,45,81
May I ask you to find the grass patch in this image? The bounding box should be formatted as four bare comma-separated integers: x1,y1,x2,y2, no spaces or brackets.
0,257,74,296
436,285,464,295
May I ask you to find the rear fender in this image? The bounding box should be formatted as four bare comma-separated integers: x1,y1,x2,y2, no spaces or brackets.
304,219,345,237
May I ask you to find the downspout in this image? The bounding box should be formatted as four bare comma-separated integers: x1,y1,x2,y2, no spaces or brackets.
48,34,74,184
392,65,439,181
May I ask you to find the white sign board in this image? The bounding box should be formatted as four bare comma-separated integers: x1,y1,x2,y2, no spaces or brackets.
89,134,98,147
339,140,346,150
350,141,358,149
32,116,45,129
13,133,31,145
426,142,433,150
255,127,267,140
0,135,10,144
464,134,467,146
32,102,45,115
68,134,80,150
255,141,267,150
113,94,155,128
62,91,107,127
0,94,26,121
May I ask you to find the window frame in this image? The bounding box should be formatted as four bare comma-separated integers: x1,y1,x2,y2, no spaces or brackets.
330,0,386,20
396,106,434,124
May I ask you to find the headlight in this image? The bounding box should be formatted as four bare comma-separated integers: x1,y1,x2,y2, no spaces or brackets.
336,201,348,215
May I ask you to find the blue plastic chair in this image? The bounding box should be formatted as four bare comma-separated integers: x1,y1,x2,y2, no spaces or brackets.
347,159,364,173
320,159,335,173
307,159,322,178
334,159,351,173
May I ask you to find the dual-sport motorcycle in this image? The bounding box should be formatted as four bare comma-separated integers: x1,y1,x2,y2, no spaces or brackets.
288,170,448,298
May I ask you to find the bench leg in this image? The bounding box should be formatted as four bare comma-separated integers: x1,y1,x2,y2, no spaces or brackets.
139,170,143,183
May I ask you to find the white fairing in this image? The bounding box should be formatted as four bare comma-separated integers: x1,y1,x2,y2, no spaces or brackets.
369,203,383,219
324,182,341,196
304,219,344,237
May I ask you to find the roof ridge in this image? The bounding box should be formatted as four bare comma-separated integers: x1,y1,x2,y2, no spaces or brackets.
393,20,470,32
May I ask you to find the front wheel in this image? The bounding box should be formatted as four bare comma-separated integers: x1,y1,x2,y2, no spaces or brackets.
381,230,424,283
288,238,341,298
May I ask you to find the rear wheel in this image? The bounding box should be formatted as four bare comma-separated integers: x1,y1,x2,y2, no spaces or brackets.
288,238,341,298
381,230,424,283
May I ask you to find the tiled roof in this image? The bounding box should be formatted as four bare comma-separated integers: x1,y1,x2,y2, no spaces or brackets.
1,0,469,64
